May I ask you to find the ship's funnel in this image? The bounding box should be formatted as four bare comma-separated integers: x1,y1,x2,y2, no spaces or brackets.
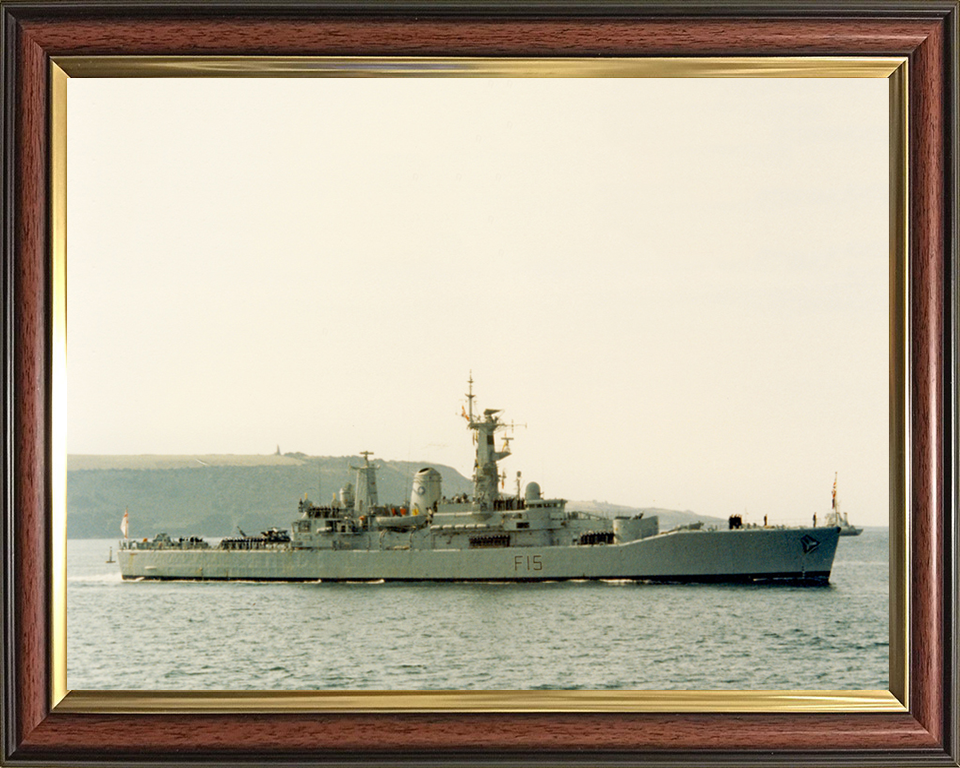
350,452,380,514
339,482,355,509
410,467,442,515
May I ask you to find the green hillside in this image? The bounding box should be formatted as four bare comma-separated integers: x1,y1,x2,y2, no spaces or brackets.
67,454,473,539
67,453,725,539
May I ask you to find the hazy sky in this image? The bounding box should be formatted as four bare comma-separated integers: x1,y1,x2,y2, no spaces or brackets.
67,76,889,526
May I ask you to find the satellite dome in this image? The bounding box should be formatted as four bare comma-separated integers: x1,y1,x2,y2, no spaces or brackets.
524,481,542,501
411,468,442,514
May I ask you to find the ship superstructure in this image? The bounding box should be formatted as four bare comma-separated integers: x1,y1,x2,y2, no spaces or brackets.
118,381,840,583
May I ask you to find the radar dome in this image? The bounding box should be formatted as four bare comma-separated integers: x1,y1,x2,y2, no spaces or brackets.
410,467,442,514
524,481,542,501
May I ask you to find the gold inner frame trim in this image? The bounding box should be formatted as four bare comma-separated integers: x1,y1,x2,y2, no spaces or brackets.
50,61,69,709
57,688,904,714
55,55,903,78
49,55,910,715
887,62,910,710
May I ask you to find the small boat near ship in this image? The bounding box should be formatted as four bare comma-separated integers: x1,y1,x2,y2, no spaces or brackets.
822,473,863,536
117,380,841,584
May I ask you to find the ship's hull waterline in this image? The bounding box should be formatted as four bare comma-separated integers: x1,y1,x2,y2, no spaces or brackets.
119,526,840,584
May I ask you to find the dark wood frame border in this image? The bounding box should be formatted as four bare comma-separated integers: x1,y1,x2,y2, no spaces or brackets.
1,3,957,766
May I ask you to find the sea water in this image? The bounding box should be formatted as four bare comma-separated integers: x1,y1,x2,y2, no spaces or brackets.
67,529,888,691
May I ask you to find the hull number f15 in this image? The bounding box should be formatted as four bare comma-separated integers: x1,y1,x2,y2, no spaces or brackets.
514,554,543,572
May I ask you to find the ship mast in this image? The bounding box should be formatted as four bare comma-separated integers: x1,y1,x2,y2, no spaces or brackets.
466,373,476,423
464,376,515,506
830,471,840,525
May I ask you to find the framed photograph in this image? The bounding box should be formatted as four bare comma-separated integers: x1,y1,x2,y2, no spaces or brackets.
2,2,957,766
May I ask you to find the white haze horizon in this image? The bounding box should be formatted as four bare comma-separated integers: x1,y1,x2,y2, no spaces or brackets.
67,76,890,528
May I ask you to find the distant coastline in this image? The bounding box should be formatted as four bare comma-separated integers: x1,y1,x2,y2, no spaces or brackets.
68,453,881,540
67,452,720,539
68,453,469,539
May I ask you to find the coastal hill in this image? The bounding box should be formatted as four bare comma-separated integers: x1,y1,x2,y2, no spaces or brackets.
67,454,724,539
67,453,472,539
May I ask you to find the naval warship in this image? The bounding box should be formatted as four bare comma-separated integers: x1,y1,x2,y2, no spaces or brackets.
118,380,840,583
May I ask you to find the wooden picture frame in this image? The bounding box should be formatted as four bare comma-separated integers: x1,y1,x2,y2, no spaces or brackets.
1,2,957,765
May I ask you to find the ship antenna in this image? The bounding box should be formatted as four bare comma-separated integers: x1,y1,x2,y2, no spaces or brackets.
466,372,475,423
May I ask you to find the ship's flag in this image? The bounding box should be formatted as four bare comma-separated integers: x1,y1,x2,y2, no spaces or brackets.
832,473,838,509
121,508,129,539
461,405,469,421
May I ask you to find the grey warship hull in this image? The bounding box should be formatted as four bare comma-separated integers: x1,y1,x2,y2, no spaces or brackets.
119,526,839,583
118,379,841,585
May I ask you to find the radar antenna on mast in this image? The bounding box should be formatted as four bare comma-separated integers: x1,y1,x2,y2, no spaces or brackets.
465,372,476,423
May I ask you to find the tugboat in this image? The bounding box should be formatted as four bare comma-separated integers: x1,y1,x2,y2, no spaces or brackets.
118,379,840,583
822,473,863,536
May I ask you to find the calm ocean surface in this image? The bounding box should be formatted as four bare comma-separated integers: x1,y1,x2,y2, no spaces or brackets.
67,529,888,691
